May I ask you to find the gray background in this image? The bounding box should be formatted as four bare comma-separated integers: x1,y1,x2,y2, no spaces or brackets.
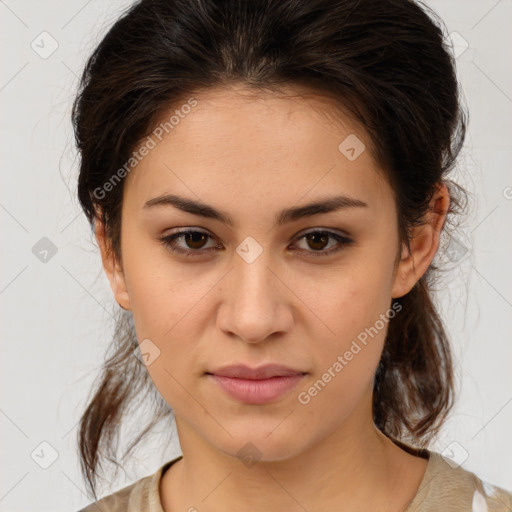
1,0,511,510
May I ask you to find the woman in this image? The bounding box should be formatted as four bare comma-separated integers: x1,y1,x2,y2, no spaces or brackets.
73,0,512,510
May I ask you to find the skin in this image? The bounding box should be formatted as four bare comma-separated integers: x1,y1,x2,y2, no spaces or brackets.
96,83,450,512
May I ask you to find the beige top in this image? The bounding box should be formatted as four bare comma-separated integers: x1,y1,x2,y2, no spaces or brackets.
77,451,512,511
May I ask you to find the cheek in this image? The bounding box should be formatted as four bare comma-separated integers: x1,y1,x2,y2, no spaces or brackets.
296,260,394,388
123,255,216,395
123,241,211,338
296,258,394,338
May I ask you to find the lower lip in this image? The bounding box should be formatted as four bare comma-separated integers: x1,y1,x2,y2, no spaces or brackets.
208,374,306,404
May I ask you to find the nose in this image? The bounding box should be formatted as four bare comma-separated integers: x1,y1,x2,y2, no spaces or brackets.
216,246,294,344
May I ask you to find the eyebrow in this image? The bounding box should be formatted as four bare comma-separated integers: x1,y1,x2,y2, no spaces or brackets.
143,193,368,226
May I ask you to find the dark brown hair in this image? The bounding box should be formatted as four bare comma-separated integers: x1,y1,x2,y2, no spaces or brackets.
72,0,468,499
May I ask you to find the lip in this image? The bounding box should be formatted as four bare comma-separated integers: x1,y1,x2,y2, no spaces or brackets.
207,363,306,379
206,364,307,405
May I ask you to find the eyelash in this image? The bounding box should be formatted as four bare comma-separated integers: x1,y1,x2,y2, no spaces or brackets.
159,229,354,258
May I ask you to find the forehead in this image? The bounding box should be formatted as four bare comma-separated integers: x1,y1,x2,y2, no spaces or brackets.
123,84,393,219
148,83,372,156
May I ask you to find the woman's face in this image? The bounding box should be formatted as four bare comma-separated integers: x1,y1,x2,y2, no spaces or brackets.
99,84,421,462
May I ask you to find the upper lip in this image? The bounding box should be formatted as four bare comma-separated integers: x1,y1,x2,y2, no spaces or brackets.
207,363,306,380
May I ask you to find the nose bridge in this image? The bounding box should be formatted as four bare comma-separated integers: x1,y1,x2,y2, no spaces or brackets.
218,238,291,342
233,234,274,290
235,248,275,304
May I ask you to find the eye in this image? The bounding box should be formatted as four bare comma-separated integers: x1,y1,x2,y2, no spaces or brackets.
159,228,353,258
159,229,220,257
292,229,354,257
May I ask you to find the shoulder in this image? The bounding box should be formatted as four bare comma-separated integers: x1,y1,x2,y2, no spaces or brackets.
76,455,183,512
76,474,153,512
406,450,512,512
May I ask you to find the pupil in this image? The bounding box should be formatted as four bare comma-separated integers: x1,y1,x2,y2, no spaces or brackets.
308,233,328,251
187,232,207,249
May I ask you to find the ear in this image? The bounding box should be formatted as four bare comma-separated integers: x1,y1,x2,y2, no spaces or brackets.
391,183,450,299
94,215,132,311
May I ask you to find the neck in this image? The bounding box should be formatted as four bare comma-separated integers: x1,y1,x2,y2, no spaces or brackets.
161,391,426,512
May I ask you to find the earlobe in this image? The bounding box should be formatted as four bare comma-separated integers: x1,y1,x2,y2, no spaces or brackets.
94,216,132,311
391,183,450,299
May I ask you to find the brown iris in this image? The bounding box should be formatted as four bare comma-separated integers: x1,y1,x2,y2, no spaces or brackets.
183,231,209,249
305,232,329,251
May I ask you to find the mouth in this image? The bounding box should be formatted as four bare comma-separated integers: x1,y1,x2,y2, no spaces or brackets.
206,364,307,404
206,363,307,380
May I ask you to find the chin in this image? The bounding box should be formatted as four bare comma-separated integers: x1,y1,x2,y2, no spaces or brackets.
214,427,308,465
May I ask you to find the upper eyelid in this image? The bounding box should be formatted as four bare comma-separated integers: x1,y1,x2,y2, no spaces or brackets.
167,226,351,240
165,227,352,248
